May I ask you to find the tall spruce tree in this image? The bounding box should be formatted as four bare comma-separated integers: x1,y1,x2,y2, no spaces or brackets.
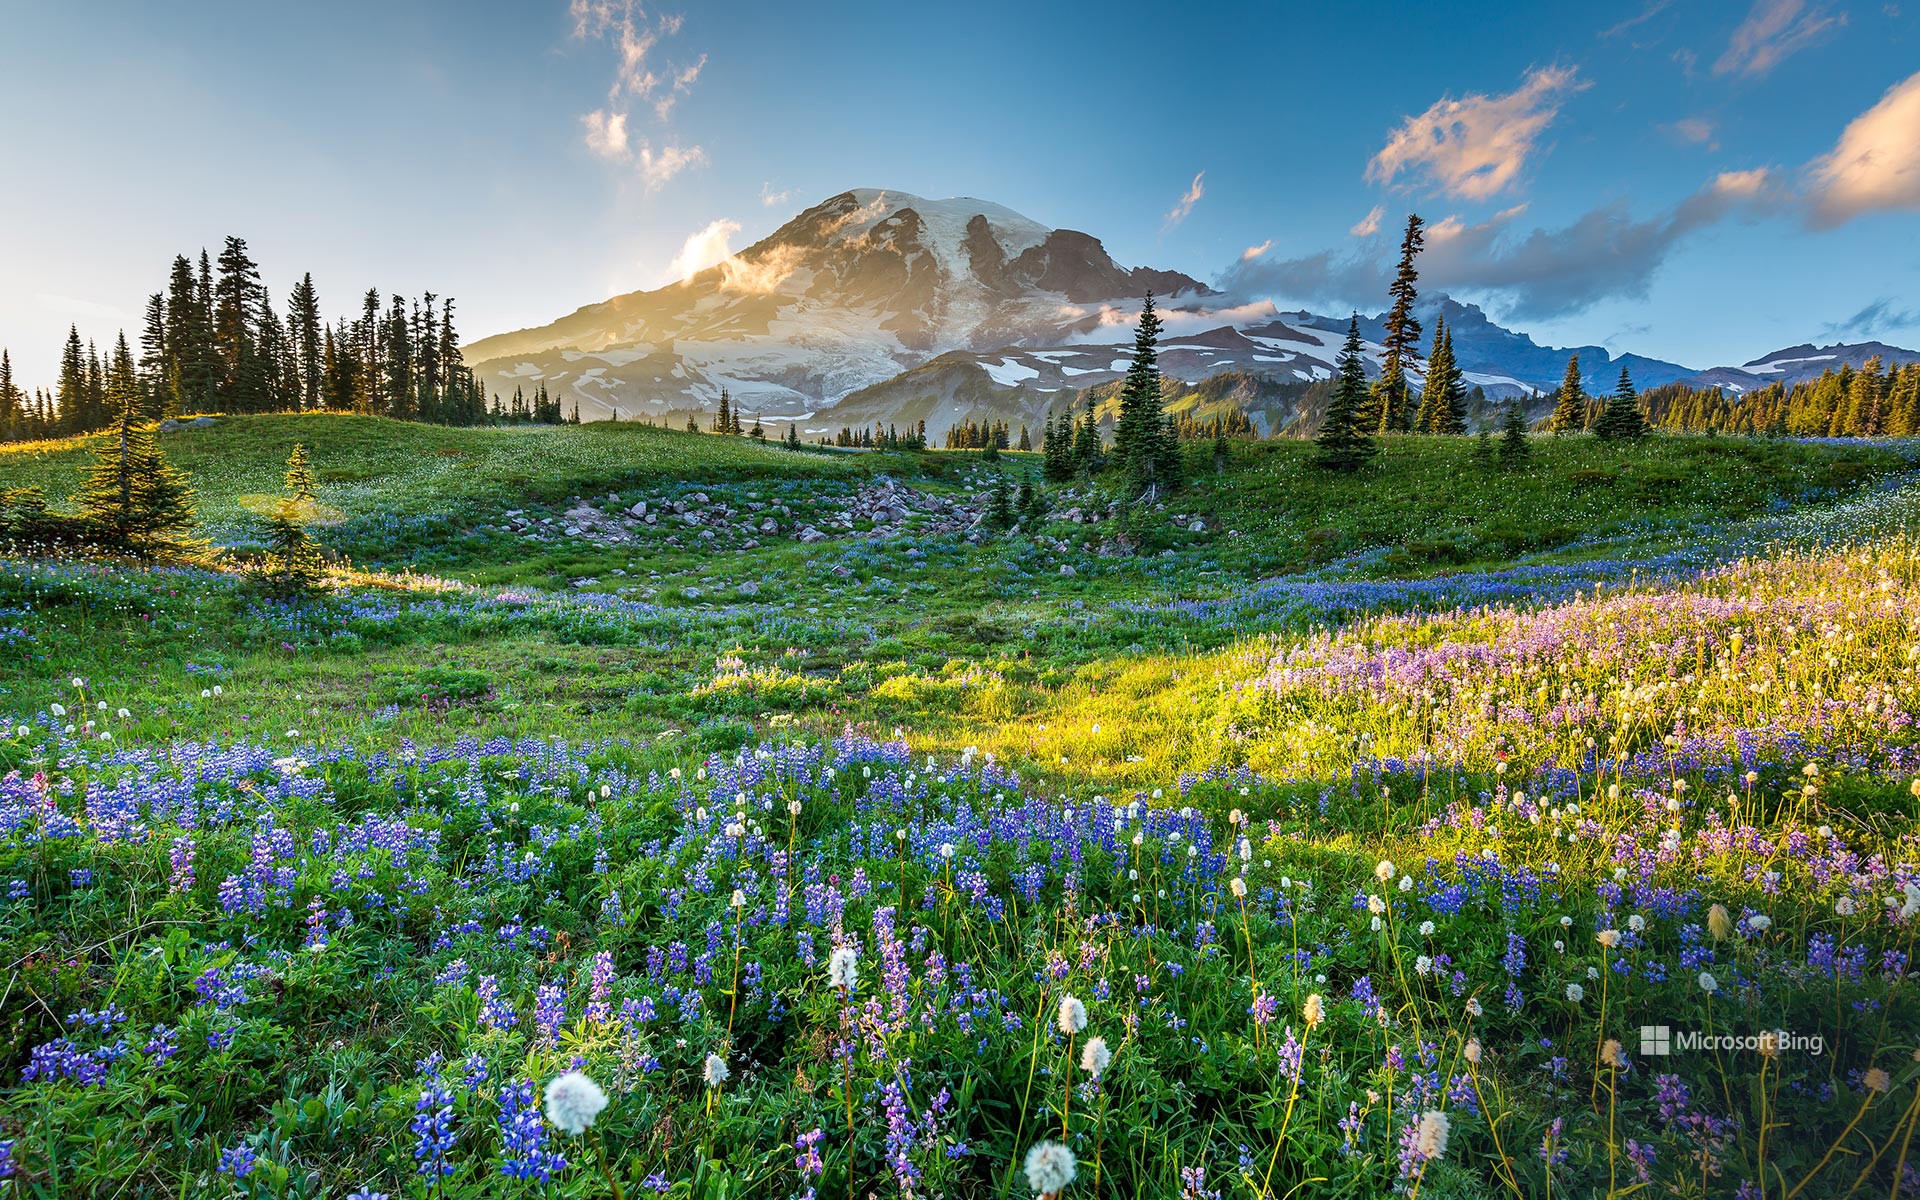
75,336,196,554
1316,316,1377,470
1593,365,1648,441
1373,214,1426,433
1113,292,1179,495
1415,315,1467,434
1499,399,1531,464
1548,354,1588,434
0,350,20,441
262,443,325,595
288,273,322,411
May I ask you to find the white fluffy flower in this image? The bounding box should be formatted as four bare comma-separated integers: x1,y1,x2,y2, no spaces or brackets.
1414,1110,1450,1160
1079,1035,1111,1079
1303,993,1325,1028
1565,983,1584,1003
1024,1140,1077,1196
1374,859,1396,883
703,1052,730,1086
544,1071,608,1134
828,946,859,992
1229,877,1247,899
1056,995,1088,1035
1596,929,1620,948
1698,971,1719,994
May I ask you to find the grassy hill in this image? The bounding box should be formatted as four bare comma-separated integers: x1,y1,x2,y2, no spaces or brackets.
0,413,873,537
6,417,1920,1198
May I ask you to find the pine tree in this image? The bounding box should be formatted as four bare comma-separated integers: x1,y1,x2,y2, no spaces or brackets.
1499,399,1531,465
749,412,764,440
1593,365,1648,441
213,236,265,411
288,273,322,411
75,339,196,554
985,475,1013,531
1416,316,1467,434
262,443,325,595
715,389,732,434
1548,354,1587,434
138,294,168,418
785,422,800,449
0,350,20,441
1114,292,1176,495
1316,316,1377,470
1017,424,1031,452
1374,214,1426,433
1020,472,1046,525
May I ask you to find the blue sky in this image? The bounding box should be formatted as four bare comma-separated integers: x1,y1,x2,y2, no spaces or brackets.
4,0,1918,384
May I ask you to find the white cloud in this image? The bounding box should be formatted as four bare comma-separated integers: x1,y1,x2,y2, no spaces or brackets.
759,181,791,207
572,0,705,186
1714,0,1844,76
1349,205,1385,237
1222,170,1779,320
637,143,707,191
1367,65,1587,200
668,218,742,282
1805,68,1920,226
1666,115,1717,147
1240,240,1273,261
581,109,630,160
1163,171,1205,228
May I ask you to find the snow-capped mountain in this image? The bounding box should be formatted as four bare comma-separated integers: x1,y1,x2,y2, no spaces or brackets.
462,189,1211,421
465,187,1919,439
1681,342,1920,393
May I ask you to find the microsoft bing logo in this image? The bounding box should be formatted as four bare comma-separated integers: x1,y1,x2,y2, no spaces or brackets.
1640,1025,1672,1056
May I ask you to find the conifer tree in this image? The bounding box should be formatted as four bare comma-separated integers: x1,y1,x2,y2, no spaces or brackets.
1416,316,1467,434
1113,292,1177,495
1374,214,1426,433
75,341,196,554
288,273,322,411
1315,316,1376,470
985,475,1013,531
263,443,325,595
749,412,764,440
0,350,20,441
1499,399,1531,464
1020,472,1046,525
715,389,732,434
1593,365,1648,441
1548,354,1587,434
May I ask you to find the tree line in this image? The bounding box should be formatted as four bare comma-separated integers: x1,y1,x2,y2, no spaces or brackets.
0,236,507,442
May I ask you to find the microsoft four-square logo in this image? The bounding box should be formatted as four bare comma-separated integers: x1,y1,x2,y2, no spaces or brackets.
1640,1025,1672,1055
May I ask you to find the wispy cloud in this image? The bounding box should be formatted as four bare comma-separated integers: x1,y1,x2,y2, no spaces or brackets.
667,218,742,282
1163,171,1205,229
570,0,706,188
1714,0,1844,76
759,181,791,208
1601,0,1672,39
581,110,629,160
1240,240,1272,261
636,143,707,192
1665,115,1718,148
1221,169,1782,320
1821,297,1920,338
1805,68,1920,226
1349,205,1385,237
1367,65,1588,200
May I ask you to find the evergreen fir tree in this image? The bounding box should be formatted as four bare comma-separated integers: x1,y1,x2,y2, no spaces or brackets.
715,389,732,434
0,350,20,441
1415,316,1467,434
1017,425,1031,452
1499,399,1531,465
1020,472,1045,525
262,443,325,596
75,343,196,554
1113,292,1176,495
1315,316,1377,470
749,412,764,440
985,475,1013,531
1593,365,1648,441
288,273,322,411
1374,214,1426,433
1548,354,1587,434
